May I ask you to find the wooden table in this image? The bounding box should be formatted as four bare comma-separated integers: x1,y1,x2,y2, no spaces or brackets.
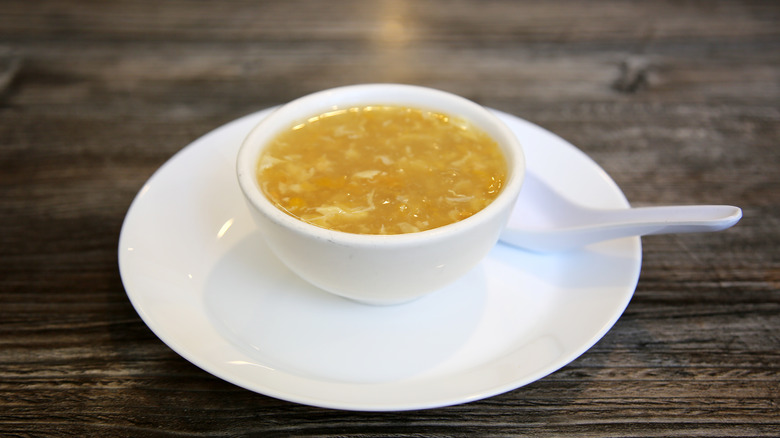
2,1,778,435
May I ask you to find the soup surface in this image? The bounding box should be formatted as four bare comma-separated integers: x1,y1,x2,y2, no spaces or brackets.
256,105,507,234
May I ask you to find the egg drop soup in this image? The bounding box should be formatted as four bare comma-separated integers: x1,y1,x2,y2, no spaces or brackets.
256,105,508,234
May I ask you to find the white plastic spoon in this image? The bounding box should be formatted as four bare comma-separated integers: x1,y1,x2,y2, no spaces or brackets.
499,172,742,253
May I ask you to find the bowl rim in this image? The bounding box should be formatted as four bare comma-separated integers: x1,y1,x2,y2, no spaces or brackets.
236,83,525,248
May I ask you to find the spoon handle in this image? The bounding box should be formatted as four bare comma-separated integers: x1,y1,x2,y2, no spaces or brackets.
580,204,743,234
500,205,742,253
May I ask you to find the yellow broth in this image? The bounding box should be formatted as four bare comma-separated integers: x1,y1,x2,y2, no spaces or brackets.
256,105,507,234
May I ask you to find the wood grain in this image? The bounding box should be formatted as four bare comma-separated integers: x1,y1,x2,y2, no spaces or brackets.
1,0,778,436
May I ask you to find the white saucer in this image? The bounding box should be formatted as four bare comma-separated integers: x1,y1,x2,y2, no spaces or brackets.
118,108,641,411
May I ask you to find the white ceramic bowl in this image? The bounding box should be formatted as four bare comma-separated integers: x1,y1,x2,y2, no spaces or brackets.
237,84,525,305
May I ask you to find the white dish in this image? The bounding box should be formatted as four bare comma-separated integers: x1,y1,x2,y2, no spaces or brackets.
118,107,641,411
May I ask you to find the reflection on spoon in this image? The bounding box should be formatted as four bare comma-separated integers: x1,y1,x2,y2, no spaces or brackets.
499,172,742,253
